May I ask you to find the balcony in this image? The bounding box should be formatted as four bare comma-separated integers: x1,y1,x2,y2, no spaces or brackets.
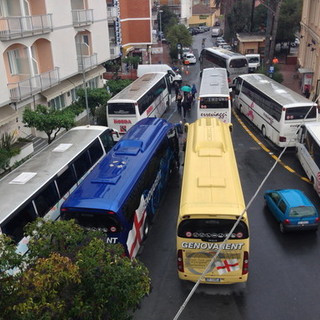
8,68,60,102
110,44,121,59
0,14,53,40
77,53,98,72
107,6,118,20
72,9,93,27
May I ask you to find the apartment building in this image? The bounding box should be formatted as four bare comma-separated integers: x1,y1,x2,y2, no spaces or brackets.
120,0,153,62
159,0,192,25
298,0,320,100
0,0,115,139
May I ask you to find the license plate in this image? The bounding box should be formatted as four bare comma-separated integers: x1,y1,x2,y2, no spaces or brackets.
298,221,309,225
205,278,221,282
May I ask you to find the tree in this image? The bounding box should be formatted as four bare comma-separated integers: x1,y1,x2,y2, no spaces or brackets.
226,0,252,39
0,219,151,320
23,105,75,144
107,79,133,96
76,87,110,118
166,24,192,59
0,132,20,171
158,5,179,37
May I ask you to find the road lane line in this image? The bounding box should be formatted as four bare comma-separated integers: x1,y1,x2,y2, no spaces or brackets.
232,109,312,185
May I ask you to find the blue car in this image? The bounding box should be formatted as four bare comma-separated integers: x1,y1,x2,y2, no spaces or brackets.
264,189,319,233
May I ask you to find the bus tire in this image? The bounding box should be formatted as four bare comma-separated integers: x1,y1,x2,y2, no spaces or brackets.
261,125,266,138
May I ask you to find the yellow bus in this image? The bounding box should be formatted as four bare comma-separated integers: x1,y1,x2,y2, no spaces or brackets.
176,117,249,284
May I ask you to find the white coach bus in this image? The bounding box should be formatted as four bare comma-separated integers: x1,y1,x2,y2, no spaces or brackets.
233,73,318,147
296,122,320,195
197,68,232,123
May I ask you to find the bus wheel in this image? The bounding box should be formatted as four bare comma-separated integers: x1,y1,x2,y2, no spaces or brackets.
261,125,266,137
280,223,286,233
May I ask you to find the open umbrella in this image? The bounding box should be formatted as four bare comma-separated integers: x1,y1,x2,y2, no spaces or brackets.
181,85,192,92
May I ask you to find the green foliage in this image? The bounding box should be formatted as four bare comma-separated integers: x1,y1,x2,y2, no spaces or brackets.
227,0,252,37
166,24,192,59
76,88,110,117
107,79,133,96
276,0,302,43
23,105,75,144
122,56,140,69
257,64,284,83
95,104,107,126
65,102,85,116
158,5,179,35
0,219,151,320
0,132,20,171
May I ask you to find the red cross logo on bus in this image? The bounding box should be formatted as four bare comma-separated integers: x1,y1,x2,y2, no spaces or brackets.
215,259,239,274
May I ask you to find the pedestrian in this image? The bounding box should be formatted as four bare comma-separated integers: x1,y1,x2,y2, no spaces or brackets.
187,92,193,110
174,82,181,100
182,94,189,119
191,84,197,100
176,91,183,113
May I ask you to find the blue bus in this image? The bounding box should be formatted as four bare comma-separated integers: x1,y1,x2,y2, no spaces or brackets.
61,118,181,258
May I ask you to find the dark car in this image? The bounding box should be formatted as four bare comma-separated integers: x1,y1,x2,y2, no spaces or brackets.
264,189,319,233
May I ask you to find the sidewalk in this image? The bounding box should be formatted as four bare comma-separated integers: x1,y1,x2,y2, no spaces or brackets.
278,63,301,94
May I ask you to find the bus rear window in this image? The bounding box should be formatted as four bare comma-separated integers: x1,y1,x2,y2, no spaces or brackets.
285,106,317,120
178,219,249,242
62,211,122,233
108,103,135,115
200,97,229,109
229,59,248,68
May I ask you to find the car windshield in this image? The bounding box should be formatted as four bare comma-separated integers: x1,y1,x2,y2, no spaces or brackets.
289,206,317,217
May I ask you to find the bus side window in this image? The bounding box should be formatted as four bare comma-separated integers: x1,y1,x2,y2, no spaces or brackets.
73,151,91,180
100,130,115,152
1,202,37,242
33,182,59,217
56,166,77,197
88,139,104,165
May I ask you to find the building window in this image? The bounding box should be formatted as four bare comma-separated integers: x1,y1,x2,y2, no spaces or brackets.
7,49,21,75
49,95,65,110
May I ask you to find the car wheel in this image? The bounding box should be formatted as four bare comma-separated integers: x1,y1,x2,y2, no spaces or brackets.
261,125,266,138
280,223,286,233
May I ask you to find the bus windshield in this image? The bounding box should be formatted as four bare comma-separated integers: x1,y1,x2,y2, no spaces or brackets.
229,58,248,68
177,219,249,241
200,97,229,109
108,103,135,115
62,210,122,232
285,106,317,120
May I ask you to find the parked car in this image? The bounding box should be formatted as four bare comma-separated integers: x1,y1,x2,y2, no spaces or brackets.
264,189,319,233
183,53,197,65
216,39,227,46
221,44,232,50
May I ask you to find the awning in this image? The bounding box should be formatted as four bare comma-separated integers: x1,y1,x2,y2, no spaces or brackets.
41,80,75,100
122,45,134,56
298,68,314,74
0,105,17,126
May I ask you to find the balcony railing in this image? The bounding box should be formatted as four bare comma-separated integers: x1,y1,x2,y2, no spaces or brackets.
110,44,121,59
0,14,53,40
8,68,60,101
77,53,98,72
107,6,118,20
72,9,93,27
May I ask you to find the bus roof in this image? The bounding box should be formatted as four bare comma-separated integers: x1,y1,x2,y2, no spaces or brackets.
199,68,229,97
107,72,167,103
0,126,109,223
180,117,246,217
61,118,174,213
238,73,317,107
202,47,246,59
304,122,320,145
